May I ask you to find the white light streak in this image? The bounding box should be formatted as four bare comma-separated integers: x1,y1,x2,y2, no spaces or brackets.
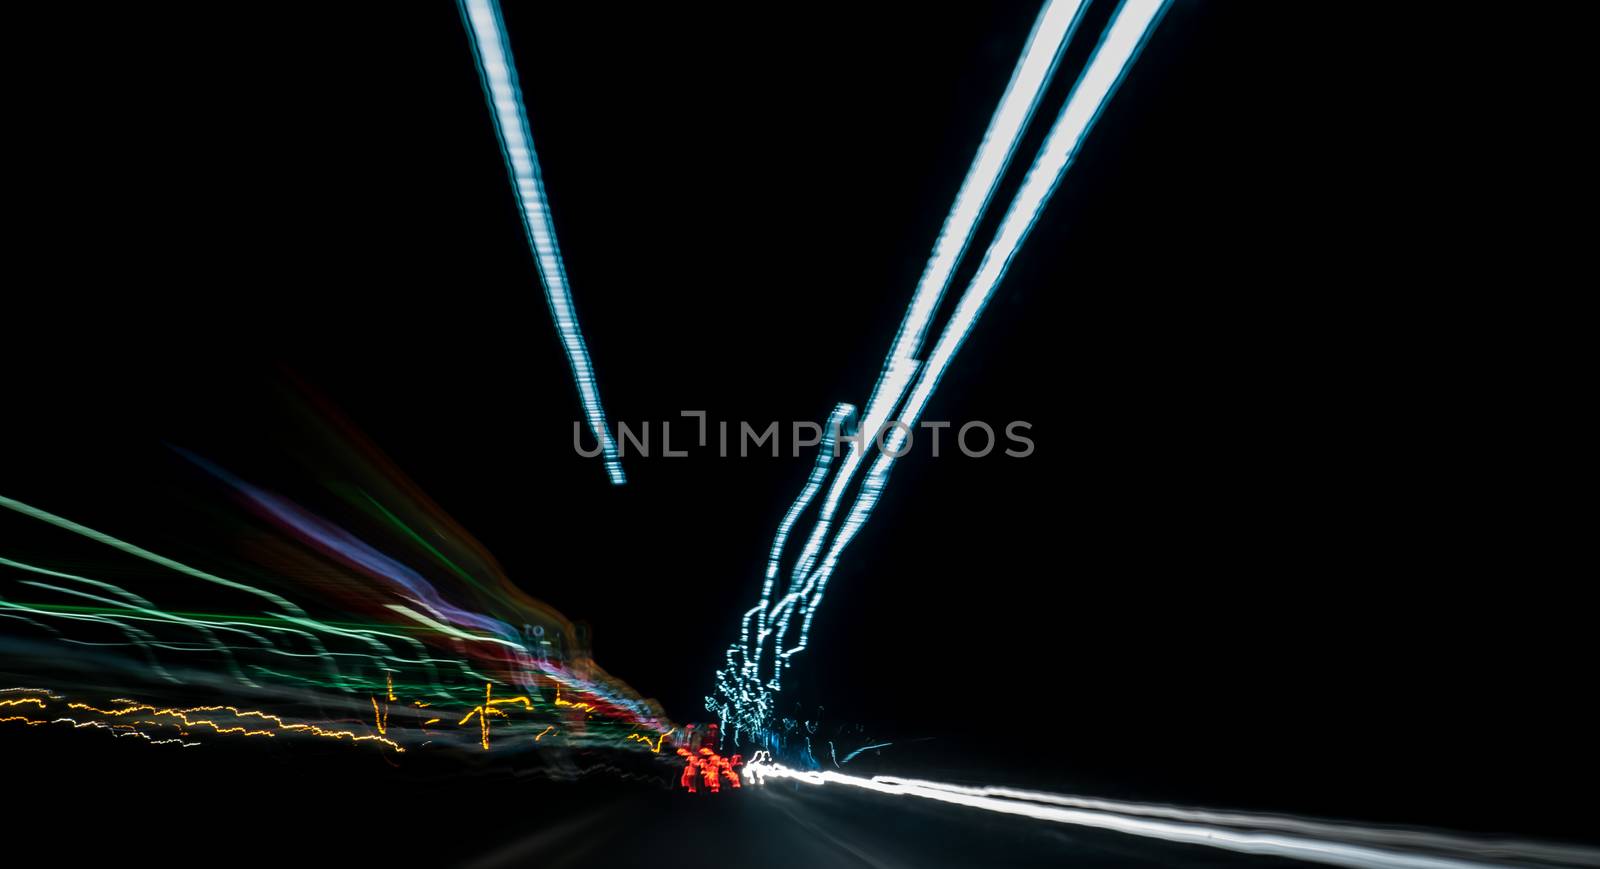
742,757,1578,869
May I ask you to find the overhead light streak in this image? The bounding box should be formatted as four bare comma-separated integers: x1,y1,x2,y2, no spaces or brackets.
457,0,626,485
711,0,1174,736
776,0,1175,666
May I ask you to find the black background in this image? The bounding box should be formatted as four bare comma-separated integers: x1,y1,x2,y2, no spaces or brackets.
4,0,1591,850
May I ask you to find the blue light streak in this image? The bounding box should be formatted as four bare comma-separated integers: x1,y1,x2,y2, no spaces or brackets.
458,0,626,485
710,0,1175,737
839,741,892,765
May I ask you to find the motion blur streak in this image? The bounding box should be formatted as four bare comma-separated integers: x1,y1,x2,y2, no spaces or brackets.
710,0,1173,739
785,0,1177,648
742,758,1587,869
885,0,1174,436
2,688,412,752
2,386,678,765
456,0,625,485
708,0,1095,738
851,0,1087,455
887,780,1600,868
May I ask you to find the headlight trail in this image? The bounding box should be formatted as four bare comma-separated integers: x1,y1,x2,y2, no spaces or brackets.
741,756,1598,869
457,0,625,485
710,0,1174,740
884,780,1600,868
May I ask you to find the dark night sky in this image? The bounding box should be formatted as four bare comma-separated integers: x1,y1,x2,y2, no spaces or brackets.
4,0,1591,843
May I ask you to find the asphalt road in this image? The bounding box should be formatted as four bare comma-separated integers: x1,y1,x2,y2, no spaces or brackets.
9,731,1592,868
458,780,1290,869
